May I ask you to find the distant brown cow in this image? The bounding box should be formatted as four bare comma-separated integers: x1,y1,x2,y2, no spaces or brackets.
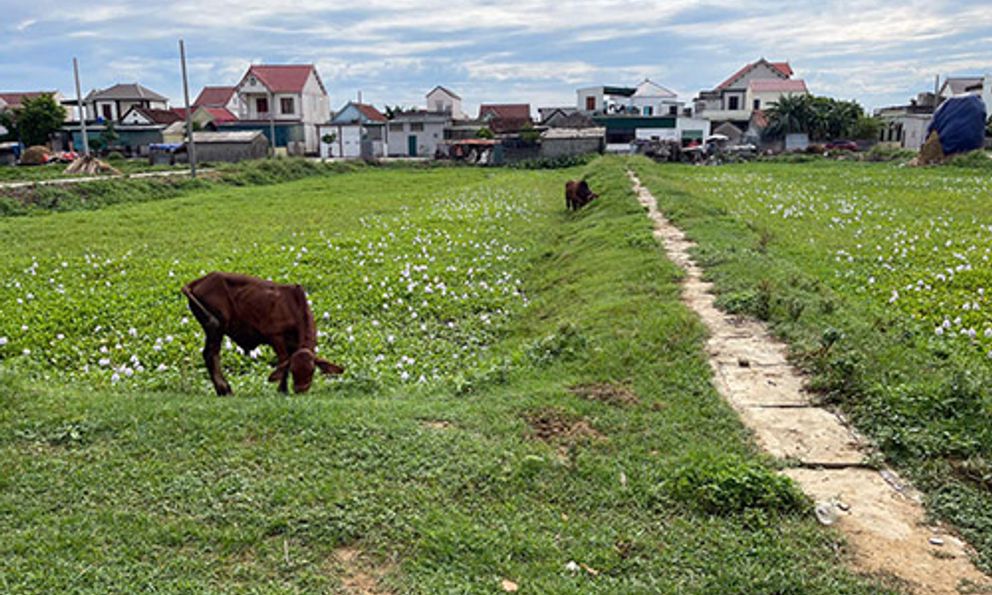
182,272,344,395
565,179,598,211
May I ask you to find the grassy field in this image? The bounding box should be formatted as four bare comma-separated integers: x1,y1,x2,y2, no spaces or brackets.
631,156,992,572
0,161,890,592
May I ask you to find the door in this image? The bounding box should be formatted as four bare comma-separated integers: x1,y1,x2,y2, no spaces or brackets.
408,135,417,157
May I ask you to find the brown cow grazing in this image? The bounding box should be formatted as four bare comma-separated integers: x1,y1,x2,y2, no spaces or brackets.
565,179,598,211
182,272,344,395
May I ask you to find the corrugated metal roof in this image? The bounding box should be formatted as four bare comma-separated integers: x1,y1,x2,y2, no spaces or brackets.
191,130,264,143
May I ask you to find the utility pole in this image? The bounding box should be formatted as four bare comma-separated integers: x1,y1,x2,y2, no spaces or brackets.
179,39,197,178
269,90,276,157
72,57,89,155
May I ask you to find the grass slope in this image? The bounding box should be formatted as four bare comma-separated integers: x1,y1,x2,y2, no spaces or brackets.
631,156,992,573
0,161,888,592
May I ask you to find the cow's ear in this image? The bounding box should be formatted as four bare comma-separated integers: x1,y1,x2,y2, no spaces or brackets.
316,358,344,375
268,360,289,383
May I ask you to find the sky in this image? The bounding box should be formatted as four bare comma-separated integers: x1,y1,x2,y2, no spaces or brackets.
2,0,991,115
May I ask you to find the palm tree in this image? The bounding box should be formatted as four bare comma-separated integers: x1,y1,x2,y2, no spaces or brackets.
763,94,813,139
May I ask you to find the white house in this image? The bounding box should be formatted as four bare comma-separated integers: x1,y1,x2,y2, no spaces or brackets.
629,80,684,116
745,79,809,113
426,86,467,119
387,110,451,157
578,80,684,116
319,102,388,159
233,64,330,154
84,83,168,122
694,59,805,123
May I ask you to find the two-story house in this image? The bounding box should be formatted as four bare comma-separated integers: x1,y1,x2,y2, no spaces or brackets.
426,86,468,119
229,64,330,154
694,59,807,126
576,80,707,148
578,80,683,117
82,83,168,122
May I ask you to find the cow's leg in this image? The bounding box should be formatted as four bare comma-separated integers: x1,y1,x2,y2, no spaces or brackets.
269,339,291,394
203,331,231,396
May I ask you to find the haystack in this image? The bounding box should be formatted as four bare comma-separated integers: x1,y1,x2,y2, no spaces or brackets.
916,131,945,166
19,145,51,166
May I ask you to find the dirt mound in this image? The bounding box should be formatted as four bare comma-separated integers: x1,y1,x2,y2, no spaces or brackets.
569,382,640,406
329,546,394,594
525,408,603,442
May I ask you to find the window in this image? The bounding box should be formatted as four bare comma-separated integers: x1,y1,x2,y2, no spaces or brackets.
389,122,404,132
643,106,653,116
256,97,269,114
410,122,424,132
727,96,739,110
101,104,113,120
753,99,761,110
669,105,678,116
280,97,294,114
586,96,596,111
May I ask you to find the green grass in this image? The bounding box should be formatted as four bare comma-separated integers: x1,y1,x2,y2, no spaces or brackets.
0,160,891,592
630,155,992,573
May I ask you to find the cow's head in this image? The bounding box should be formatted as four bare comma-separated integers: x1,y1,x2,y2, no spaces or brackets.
286,348,344,393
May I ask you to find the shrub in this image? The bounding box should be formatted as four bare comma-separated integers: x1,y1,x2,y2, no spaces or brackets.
862,144,916,162
945,150,992,170
661,452,807,515
106,151,125,162
508,154,597,170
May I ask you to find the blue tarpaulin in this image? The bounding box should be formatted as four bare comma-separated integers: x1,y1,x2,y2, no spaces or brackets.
926,95,987,156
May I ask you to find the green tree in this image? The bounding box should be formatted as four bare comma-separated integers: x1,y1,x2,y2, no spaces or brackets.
764,94,813,139
0,110,15,142
519,122,540,144
765,95,867,141
99,121,119,149
851,115,883,141
476,127,494,139
383,105,409,120
8,94,66,146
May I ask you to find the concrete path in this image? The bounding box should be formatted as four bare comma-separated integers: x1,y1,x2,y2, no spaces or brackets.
628,170,991,594
0,168,204,190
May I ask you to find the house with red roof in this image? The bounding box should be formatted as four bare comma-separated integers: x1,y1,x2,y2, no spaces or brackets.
193,86,243,114
229,64,330,154
478,103,532,134
694,59,807,130
0,91,64,113
319,101,388,159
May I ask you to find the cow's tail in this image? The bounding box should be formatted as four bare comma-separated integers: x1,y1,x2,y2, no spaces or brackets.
182,284,221,329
